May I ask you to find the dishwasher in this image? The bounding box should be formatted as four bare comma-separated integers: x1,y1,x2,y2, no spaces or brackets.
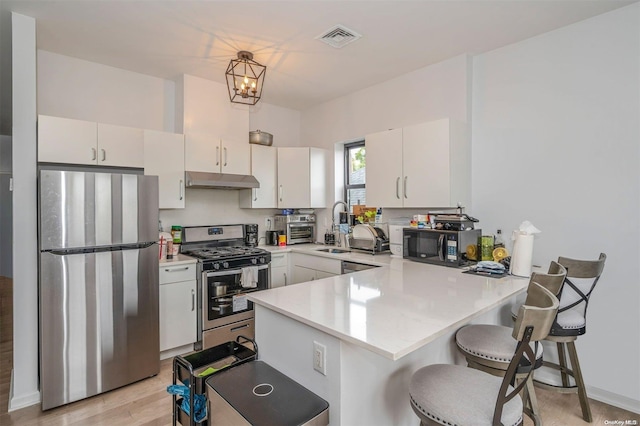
341,261,379,275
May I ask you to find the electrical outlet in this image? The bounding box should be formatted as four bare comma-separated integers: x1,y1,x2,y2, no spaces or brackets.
313,341,327,375
264,217,272,230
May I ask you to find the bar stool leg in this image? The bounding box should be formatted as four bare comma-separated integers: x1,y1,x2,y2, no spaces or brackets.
524,375,542,426
567,341,592,422
557,342,570,387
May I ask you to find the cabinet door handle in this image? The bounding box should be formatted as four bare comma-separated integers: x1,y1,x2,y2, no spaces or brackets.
279,185,283,202
223,147,228,167
404,176,408,199
216,146,220,166
91,147,97,161
284,273,287,286
253,188,257,202
396,177,400,199
191,289,195,311
100,148,106,162
164,267,189,272
179,179,184,200
231,324,249,332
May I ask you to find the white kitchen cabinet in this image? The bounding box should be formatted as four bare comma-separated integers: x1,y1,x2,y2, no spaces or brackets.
143,130,185,209
159,263,197,352
97,123,144,168
277,147,327,208
271,253,291,288
38,115,97,164
38,115,144,168
270,252,289,288
239,144,277,208
365,118,470,209
184,132,250,175
365,128,404,208
290,253,341,284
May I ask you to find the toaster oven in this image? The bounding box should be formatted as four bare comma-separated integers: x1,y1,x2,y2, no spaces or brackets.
274,214,316,244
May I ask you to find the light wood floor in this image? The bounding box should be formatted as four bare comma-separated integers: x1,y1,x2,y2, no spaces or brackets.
1,277,638,425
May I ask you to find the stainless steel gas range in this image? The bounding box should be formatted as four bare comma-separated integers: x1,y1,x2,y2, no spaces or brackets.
181,224,270,350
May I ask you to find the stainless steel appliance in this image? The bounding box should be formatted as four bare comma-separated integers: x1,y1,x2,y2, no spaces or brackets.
265,230,280,246
433,213,479,231
244,223,259,247
38,169,159,410
274,214,316,244
180,225,271,350
403,228,481,267
348,224,390,254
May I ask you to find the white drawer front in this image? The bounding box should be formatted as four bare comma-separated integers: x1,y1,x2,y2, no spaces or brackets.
270,253,288,268
160,263,197,284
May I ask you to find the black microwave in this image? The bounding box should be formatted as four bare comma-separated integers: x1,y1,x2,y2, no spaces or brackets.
403,228,481,267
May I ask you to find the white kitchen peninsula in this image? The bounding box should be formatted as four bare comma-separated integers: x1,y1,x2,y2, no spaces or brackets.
249,260,529,425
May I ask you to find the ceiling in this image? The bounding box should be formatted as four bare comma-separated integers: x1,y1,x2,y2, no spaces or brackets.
0,0,635,133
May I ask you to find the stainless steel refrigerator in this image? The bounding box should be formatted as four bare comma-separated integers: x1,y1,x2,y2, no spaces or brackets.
38,169,160,410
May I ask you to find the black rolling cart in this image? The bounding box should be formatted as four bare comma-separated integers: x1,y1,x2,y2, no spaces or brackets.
171,336,258,426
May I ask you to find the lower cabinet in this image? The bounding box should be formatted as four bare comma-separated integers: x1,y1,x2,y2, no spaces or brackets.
159,263,197,352
270,252,289,288
290,253,341,284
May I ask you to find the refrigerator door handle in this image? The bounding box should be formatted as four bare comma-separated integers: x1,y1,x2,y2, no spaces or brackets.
191,289,195,311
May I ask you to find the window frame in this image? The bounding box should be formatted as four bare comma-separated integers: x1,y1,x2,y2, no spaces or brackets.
343,140,366,209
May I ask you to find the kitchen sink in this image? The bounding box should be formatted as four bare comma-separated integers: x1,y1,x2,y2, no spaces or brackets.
316,248,351,254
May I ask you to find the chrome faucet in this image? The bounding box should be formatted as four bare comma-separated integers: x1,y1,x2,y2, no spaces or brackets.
332,200,349,247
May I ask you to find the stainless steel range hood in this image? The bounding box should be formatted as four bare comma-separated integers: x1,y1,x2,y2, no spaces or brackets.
185,171,260,189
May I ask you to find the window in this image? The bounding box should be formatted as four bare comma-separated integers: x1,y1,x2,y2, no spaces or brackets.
344,141,365,212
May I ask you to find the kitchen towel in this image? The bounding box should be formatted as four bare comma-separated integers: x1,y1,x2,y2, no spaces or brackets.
241,267,259,288
510,233,535,277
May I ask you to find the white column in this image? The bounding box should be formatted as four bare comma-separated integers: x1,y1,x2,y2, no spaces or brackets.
10,12,40,410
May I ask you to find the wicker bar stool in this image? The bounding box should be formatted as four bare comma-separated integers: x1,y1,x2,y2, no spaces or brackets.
456,261,567,426
409,282,559,426
532,253,607,423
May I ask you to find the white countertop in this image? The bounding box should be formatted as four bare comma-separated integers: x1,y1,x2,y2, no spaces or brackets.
260,243,394,266
249,255,529,360
159,254,197,267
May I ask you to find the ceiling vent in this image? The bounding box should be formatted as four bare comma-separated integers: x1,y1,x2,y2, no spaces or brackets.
316,25,362,49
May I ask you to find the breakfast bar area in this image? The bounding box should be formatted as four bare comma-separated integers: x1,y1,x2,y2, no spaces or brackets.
249,261,530,425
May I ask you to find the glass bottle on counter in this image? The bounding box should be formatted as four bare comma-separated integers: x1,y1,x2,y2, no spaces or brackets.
494,229,505,248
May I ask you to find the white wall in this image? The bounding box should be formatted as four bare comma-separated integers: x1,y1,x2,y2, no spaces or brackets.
249,102,301,147
471,4,639,408
10,12,39,410
37,50,174,131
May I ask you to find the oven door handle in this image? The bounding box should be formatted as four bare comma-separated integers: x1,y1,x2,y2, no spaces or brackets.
204,264,269,278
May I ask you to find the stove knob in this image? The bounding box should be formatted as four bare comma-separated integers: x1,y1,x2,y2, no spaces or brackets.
213,263,220,270
259,257,266,264
222,262,229,269
251,258,258,265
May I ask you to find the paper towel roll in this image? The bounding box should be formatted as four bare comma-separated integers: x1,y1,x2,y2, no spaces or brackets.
510,233,534,277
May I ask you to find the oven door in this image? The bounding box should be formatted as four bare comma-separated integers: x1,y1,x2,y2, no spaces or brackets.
287,223,315,244
403,229,445,263
202,265,269,331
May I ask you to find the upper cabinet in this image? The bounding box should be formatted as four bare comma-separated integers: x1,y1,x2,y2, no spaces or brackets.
239,144,277,208
277,147,327,208
38,115,144,168
97,123,144,168
365,118,470,209
184,133,250,175
143,130,185,209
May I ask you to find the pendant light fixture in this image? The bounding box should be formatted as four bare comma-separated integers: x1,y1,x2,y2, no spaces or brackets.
225,51,266,105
